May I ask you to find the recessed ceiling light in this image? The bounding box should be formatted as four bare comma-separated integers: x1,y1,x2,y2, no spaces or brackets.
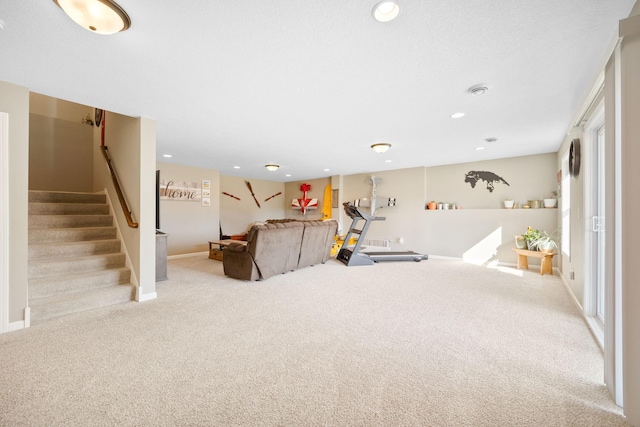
485,137,498,143
286,174,291,177
372,1,400,22
233,166,240,169
450,112,465,119
385,159,392,163
53,0,131,34
469,85,489,96
476,146,485,151
162,154,172,158
324,168,330,172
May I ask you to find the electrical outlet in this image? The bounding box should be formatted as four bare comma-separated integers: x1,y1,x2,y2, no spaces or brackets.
398,237,404,244
570,270,575,280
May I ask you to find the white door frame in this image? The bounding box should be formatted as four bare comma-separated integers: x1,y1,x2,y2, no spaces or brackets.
583,101,605,345
0,112,9,334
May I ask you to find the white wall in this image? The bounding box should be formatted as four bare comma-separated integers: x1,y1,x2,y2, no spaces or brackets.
157,162,220,256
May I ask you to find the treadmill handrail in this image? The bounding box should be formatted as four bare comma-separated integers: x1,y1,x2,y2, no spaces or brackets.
343,202,385,221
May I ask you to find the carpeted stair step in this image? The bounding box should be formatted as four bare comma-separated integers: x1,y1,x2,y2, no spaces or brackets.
29,239,121,260
29,267,131,299
29,202,110,215
29,284,136,323
29,253,126,279
29,191,106,204
29,214,113,229
28,226,117,244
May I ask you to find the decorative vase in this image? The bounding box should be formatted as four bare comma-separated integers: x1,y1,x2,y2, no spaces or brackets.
543,198,557,208
504,200,514,209
515,235,527,249
427,202,437,210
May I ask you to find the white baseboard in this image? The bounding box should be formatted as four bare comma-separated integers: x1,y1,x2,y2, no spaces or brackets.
167,251,208,260
8,320,25,332
138,292,157,302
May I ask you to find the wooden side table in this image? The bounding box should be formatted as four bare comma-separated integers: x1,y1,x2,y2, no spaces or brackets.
209,240,247,261
513,248,557,275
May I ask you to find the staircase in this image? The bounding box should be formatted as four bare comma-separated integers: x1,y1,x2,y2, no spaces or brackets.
28,191,135,323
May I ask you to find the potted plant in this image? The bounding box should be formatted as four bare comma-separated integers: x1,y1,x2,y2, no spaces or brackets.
544,191,558,208
523,226,541,250
529,231,558,253
427,201,437,210
504,199,514,209
514,234,527,249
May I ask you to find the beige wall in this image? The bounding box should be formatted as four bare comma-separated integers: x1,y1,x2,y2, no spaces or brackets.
93,112,156,300
284,177,331,221
425,153,558,209
30,92,92,123
338,157,558,265
621,17,640,424
157,162,220,256
29,93,94,192
557,127,586,304
29,114,93,192
219,175,284,236
0,81,29,326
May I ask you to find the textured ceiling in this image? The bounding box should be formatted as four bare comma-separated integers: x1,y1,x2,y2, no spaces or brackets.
0,1,636,181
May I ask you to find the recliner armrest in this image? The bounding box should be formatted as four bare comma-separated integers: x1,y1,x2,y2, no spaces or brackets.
226,243,247,252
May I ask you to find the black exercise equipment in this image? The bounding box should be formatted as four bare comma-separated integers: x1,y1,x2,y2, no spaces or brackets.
337,202,428,266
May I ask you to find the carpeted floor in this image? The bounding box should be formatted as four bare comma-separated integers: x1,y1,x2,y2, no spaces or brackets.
0,256,628,426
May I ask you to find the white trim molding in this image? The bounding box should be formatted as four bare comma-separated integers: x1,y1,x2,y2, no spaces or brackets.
0,112,8,334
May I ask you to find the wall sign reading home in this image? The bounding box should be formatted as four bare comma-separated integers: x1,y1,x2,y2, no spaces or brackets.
464,171,510,193
160,180,201,201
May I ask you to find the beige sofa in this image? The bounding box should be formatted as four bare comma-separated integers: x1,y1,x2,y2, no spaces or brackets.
223,220,338,281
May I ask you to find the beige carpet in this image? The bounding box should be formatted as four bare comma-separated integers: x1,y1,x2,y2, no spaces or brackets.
0,256,628,426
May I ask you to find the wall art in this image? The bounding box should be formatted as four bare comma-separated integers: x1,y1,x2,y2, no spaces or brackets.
464,171,510,193
160,180,201,201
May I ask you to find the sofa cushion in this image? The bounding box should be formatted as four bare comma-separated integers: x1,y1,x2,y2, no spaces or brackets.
247,222,304,279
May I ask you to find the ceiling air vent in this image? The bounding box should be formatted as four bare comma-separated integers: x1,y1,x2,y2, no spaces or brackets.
469,85,489,96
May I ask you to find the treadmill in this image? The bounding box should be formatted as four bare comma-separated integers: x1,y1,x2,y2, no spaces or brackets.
337,202,428,266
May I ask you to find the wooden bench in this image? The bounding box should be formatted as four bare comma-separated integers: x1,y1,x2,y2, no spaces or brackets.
513,248,557,275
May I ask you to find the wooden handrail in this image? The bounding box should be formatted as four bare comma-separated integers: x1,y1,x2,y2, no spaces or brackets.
101,146,139,228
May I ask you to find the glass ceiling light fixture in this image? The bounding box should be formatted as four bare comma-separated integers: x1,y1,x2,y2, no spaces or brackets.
265,164,279,171
372,1,400,22
371,143,391,153
53,0,131,35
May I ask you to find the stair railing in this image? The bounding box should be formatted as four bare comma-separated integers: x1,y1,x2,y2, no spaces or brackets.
100,146,139,228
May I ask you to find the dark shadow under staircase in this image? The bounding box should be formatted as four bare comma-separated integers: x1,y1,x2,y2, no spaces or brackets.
28,191,135,323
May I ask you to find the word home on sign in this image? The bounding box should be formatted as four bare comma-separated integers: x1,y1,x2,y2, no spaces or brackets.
160,180,201,201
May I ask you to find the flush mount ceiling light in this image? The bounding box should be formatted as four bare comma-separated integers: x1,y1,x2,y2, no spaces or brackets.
372,1,400,22
54,0,131,34
469,85,489,96
265,164,279,171
371,143,391,153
